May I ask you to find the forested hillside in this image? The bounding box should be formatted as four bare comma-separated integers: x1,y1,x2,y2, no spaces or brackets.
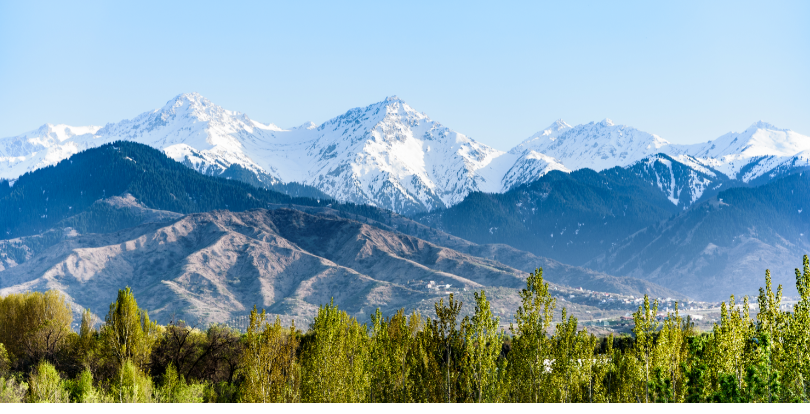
0,142,328,239
415,168,680,265
589,172,810,300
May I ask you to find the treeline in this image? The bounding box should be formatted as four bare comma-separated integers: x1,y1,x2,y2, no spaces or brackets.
1,256,809,403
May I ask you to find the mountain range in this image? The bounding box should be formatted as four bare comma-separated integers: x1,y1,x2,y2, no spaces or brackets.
1,94,809,322
0,142,679,326
3,93,809,214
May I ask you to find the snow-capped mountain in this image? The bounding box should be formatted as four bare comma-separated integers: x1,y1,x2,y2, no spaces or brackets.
0,124,101,181
0,94,517,214
254,96,506,213
0,94,284,187
754,149,810,184
2,93,808,214
511,118,672,172
510,119,810,207
678,121,810,182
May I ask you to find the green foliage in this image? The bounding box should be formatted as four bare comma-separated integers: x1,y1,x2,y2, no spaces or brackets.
0,375,28,403
0,291,73,370
301,299,369,402
101,287,157,370
367,309,414,402
460,291,505,402
508,268,556,402
239,307,300,403
433,293,463,403
27,360,69,403
2,257,810,403
157,364,204,403
0,343,9,376
113,359,154,403
65,367,100,403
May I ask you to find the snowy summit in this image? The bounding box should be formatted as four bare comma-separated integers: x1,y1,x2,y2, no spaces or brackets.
1,93,809,213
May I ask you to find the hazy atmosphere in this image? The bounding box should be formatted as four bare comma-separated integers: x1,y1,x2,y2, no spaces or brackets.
1,1,808,147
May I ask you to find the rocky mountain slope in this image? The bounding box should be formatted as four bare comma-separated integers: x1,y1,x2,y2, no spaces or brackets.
0,207,681,326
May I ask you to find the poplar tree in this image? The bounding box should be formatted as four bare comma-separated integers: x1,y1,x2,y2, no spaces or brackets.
301,300,369,402
508,268,556,402
405,311,442,402
651,302,688,402
101,287,157,370
461,291,504,402
548,308,595,402
632,295,659,403
369,309,412,402
780,255,810,400
433,294,463,403
240,306,300,403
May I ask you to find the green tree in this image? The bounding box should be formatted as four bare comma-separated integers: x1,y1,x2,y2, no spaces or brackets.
301,300,369,402
632,295,659,403
368,309,413,402
101,287,157,370
461,291,504,402
0,343,9,376
0,291,73,369
781,255,810,400
240,307,300,403
66,367,100,403
157,363,204,403
508,268,556,402
27,360,69,403
112,359,154,403
548,308,598,402
0,376,28,403
433,293,463,403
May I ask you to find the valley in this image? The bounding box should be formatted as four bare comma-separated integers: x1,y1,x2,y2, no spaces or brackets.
0,95,808,330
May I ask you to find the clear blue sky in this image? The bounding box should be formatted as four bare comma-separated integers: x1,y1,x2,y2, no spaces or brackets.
1,0,808,149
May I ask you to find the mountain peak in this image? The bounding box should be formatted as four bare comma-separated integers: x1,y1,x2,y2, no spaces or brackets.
32,123,101,141
600,118,615,127
294,121,317,130
749,120,788,132
167,91,207,104
542,119,573,135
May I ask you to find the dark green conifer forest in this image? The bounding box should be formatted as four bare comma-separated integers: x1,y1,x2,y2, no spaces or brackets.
0,142,397,241
0,141,325,238
1,256,809,403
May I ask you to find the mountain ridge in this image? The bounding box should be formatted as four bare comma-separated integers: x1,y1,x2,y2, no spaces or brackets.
2,93,809,213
